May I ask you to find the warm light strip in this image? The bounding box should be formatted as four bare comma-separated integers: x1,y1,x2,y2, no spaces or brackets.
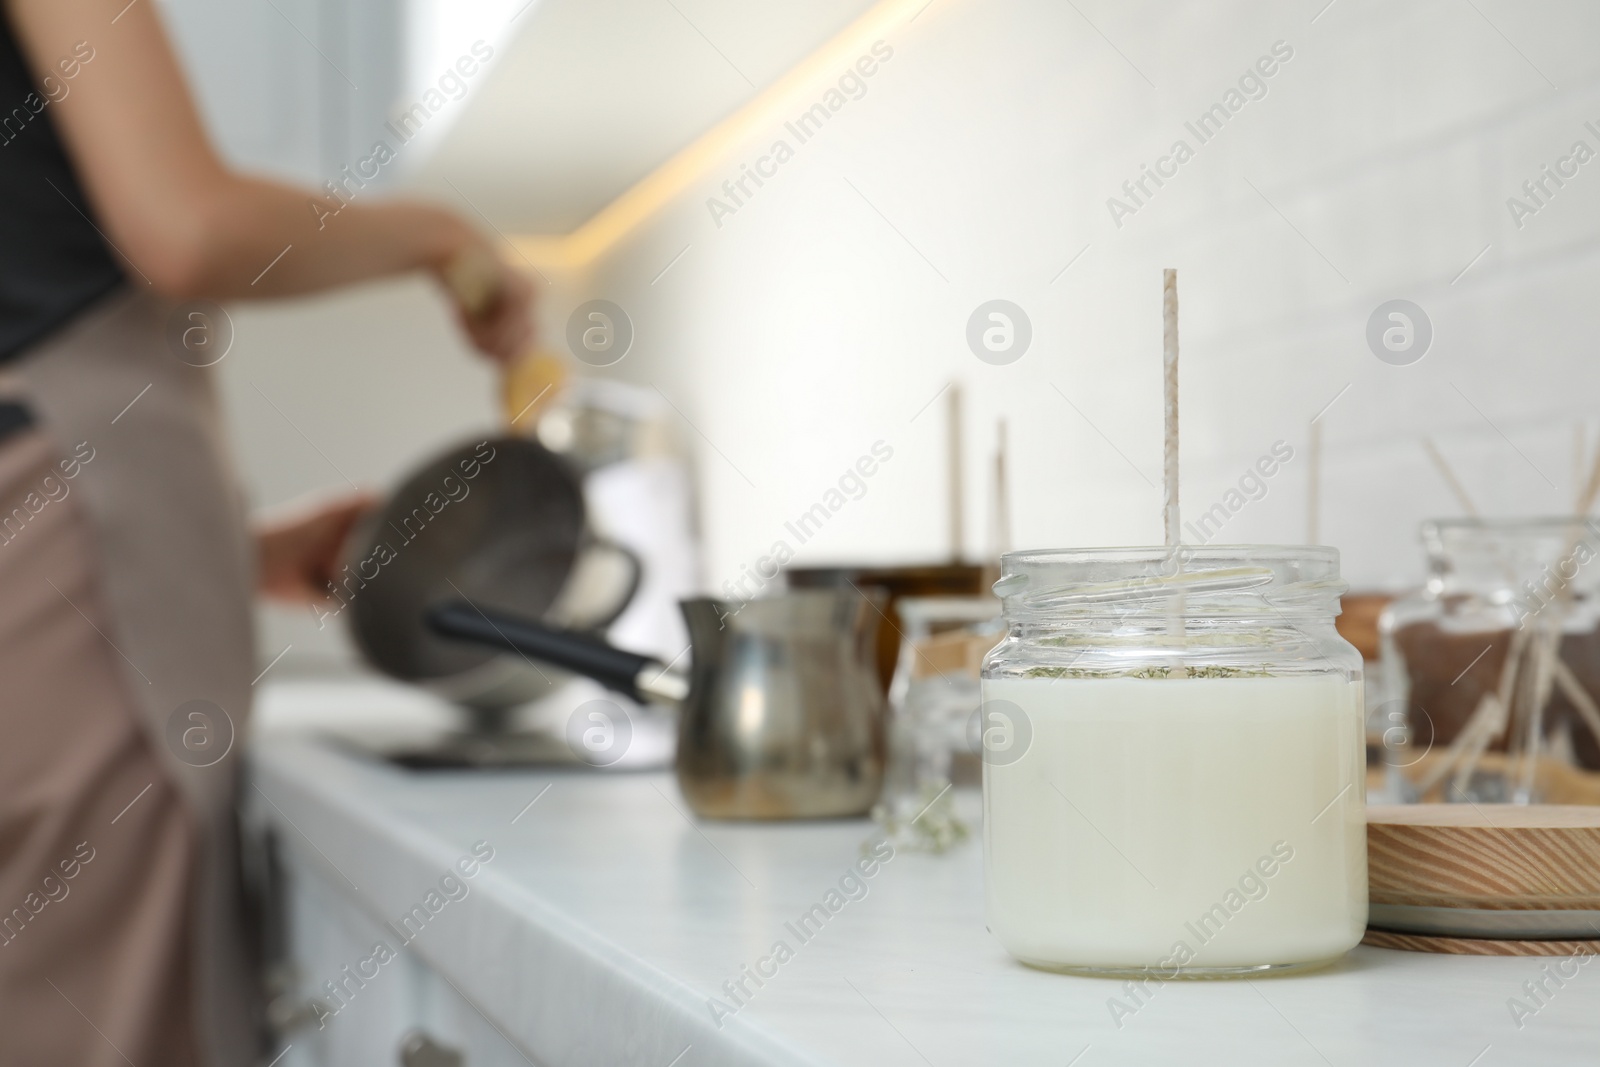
507,0,930,271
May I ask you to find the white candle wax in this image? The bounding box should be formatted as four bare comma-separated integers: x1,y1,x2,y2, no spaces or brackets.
982,674,1366,973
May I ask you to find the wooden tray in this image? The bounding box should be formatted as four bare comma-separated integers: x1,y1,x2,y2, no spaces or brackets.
1366,804,1600,954
1362,929,1600,956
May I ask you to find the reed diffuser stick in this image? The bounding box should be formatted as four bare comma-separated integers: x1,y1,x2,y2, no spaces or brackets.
1577,432,1600,515
1162,269,1180,548
1422,437,1479,517
1308,419,1322,544
947,382,964,563
993,419,1012,557
1553,658,1600,748
1576,422,1587,495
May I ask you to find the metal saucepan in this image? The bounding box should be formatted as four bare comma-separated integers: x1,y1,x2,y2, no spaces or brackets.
341,435,640,715
427,588,887,819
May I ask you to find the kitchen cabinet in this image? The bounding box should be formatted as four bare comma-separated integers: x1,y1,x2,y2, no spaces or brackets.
251,680,1600,1067
266,823,538,1067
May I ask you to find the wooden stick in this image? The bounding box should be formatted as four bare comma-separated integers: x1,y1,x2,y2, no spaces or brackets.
1428,627,1532,794
1447,694,1508,799
947,382,964,563
1553,656,1600,749
1422,438,1479,517
1575,431,1600,515
993,419,1011,557
1413,692,1490,796
1575,422,1586,504
1162,269,1180,547
1308,419,1321,544
1515,614,1560,800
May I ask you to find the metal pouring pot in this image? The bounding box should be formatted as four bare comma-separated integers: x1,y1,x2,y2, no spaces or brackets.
427,588,888,819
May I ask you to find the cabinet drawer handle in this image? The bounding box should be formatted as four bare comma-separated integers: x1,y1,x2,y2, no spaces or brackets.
399,1029,464,1067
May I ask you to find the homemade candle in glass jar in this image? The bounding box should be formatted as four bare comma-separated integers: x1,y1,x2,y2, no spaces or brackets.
981,547,1366,977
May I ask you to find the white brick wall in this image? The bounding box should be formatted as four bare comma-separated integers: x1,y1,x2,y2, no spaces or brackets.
573,0,1600,591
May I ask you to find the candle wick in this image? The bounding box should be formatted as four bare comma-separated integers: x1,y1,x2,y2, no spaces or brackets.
1162,269,1180,550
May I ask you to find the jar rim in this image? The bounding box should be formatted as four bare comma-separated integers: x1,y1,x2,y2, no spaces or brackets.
1000,544,1339,566
1420,518,1600,562
1423,516,1597,533
994,544,1345,618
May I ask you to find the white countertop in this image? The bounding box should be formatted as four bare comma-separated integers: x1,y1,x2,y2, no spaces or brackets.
250,681,1600,1067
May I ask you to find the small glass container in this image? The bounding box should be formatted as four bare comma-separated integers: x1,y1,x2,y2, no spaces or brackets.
981,546,1366,977
874,596,1004,852
1378,518,1600,804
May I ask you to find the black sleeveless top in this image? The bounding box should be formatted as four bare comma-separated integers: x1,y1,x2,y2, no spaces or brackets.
0,16,122,361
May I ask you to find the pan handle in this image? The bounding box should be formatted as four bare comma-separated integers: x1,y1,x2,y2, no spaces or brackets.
426,601,684,705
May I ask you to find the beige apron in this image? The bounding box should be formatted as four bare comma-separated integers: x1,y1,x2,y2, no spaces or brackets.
4,287,259,1065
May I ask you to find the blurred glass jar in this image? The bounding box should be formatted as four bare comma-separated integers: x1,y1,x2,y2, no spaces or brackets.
1378,518,1600,805
872,596,1003,853
538,376,700,668
535,376,679,472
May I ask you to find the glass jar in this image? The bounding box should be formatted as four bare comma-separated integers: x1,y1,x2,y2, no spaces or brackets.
874,596,1004,853
1378,518,1600,805
981,546,1366,978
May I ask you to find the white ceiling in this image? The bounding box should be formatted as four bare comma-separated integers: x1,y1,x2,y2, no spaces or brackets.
404,0,883,234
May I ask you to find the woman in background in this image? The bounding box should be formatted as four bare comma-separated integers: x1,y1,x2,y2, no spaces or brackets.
0,0,531,1063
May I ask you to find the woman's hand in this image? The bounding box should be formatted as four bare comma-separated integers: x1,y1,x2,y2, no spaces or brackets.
434,238,537,364
255,492,378,604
